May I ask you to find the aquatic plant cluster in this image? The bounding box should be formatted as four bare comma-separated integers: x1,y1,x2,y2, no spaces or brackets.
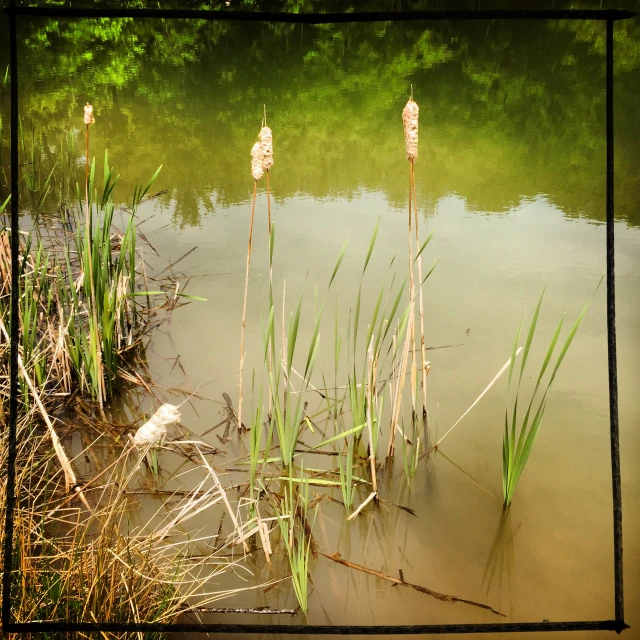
0,91,601,631
0,105,262,634
232,97,602,614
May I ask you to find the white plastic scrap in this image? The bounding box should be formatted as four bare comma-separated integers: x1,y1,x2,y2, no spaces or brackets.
133,403,181,447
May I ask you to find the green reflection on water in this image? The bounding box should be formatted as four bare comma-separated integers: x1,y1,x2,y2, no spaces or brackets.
0,1,639,227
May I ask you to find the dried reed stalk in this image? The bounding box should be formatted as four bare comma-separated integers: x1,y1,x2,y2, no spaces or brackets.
365,337,378,499
196,445,249,552
238,142,263,433
387,312,414,460
0,315,92,512
403,99,418,425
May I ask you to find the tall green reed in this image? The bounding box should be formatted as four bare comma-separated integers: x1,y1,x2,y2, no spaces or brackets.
57,150,161,401
263,224,346,469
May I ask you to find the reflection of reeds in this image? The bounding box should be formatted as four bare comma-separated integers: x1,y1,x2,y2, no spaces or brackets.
482,507,518,615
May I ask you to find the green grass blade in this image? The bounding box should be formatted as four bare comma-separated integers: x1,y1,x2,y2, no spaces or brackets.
422,256,440,284
308,423,365,450
329,240,348,288
362,218,379,276
414,229,434,263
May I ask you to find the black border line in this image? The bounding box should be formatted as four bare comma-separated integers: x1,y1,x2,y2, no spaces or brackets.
606,17,625,627
2,4,634,635
5,7,640,21
2,0,20,632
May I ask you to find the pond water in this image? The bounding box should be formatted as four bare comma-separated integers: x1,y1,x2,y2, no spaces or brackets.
1,3,639,638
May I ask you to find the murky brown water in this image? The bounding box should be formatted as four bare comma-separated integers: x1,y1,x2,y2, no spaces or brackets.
2,4,639,637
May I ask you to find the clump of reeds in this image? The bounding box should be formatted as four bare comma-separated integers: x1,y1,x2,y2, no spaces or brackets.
1,410,267,633
502,276,603,505
273,467,315,615
0,143,166,414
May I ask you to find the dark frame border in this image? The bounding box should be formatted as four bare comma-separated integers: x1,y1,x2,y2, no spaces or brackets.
2,4,635,635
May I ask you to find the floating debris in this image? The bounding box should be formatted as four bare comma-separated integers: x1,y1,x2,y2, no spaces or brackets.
133,403,181,447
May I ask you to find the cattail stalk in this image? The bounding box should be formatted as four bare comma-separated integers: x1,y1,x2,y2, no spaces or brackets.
403,97,429,426
412,162,429,422
366,337,378,498
403,98,419,448
238,142,263,432
407,166,416,418
260,119,275,422
83,103,104,412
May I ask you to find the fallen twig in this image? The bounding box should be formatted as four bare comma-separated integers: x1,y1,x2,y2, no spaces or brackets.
320,552,505,617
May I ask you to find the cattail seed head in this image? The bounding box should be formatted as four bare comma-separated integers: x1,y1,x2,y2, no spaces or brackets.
84,102,95,125
259,126,273,171
402,98,419,162
251,141,264,182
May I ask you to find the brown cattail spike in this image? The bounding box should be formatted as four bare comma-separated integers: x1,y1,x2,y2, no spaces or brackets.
259,126,273,171
402,99,419,162
251,141,264,182
84,102,95,125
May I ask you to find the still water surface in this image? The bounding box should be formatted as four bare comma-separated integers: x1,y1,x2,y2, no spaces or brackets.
2,6,639,638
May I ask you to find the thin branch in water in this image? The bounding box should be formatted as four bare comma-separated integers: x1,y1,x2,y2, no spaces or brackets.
320,552,505,617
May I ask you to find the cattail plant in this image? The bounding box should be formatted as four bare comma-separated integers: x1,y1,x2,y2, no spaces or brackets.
82,102,104,412
402,95,430,427
260,113,276,424
238,140,263,433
